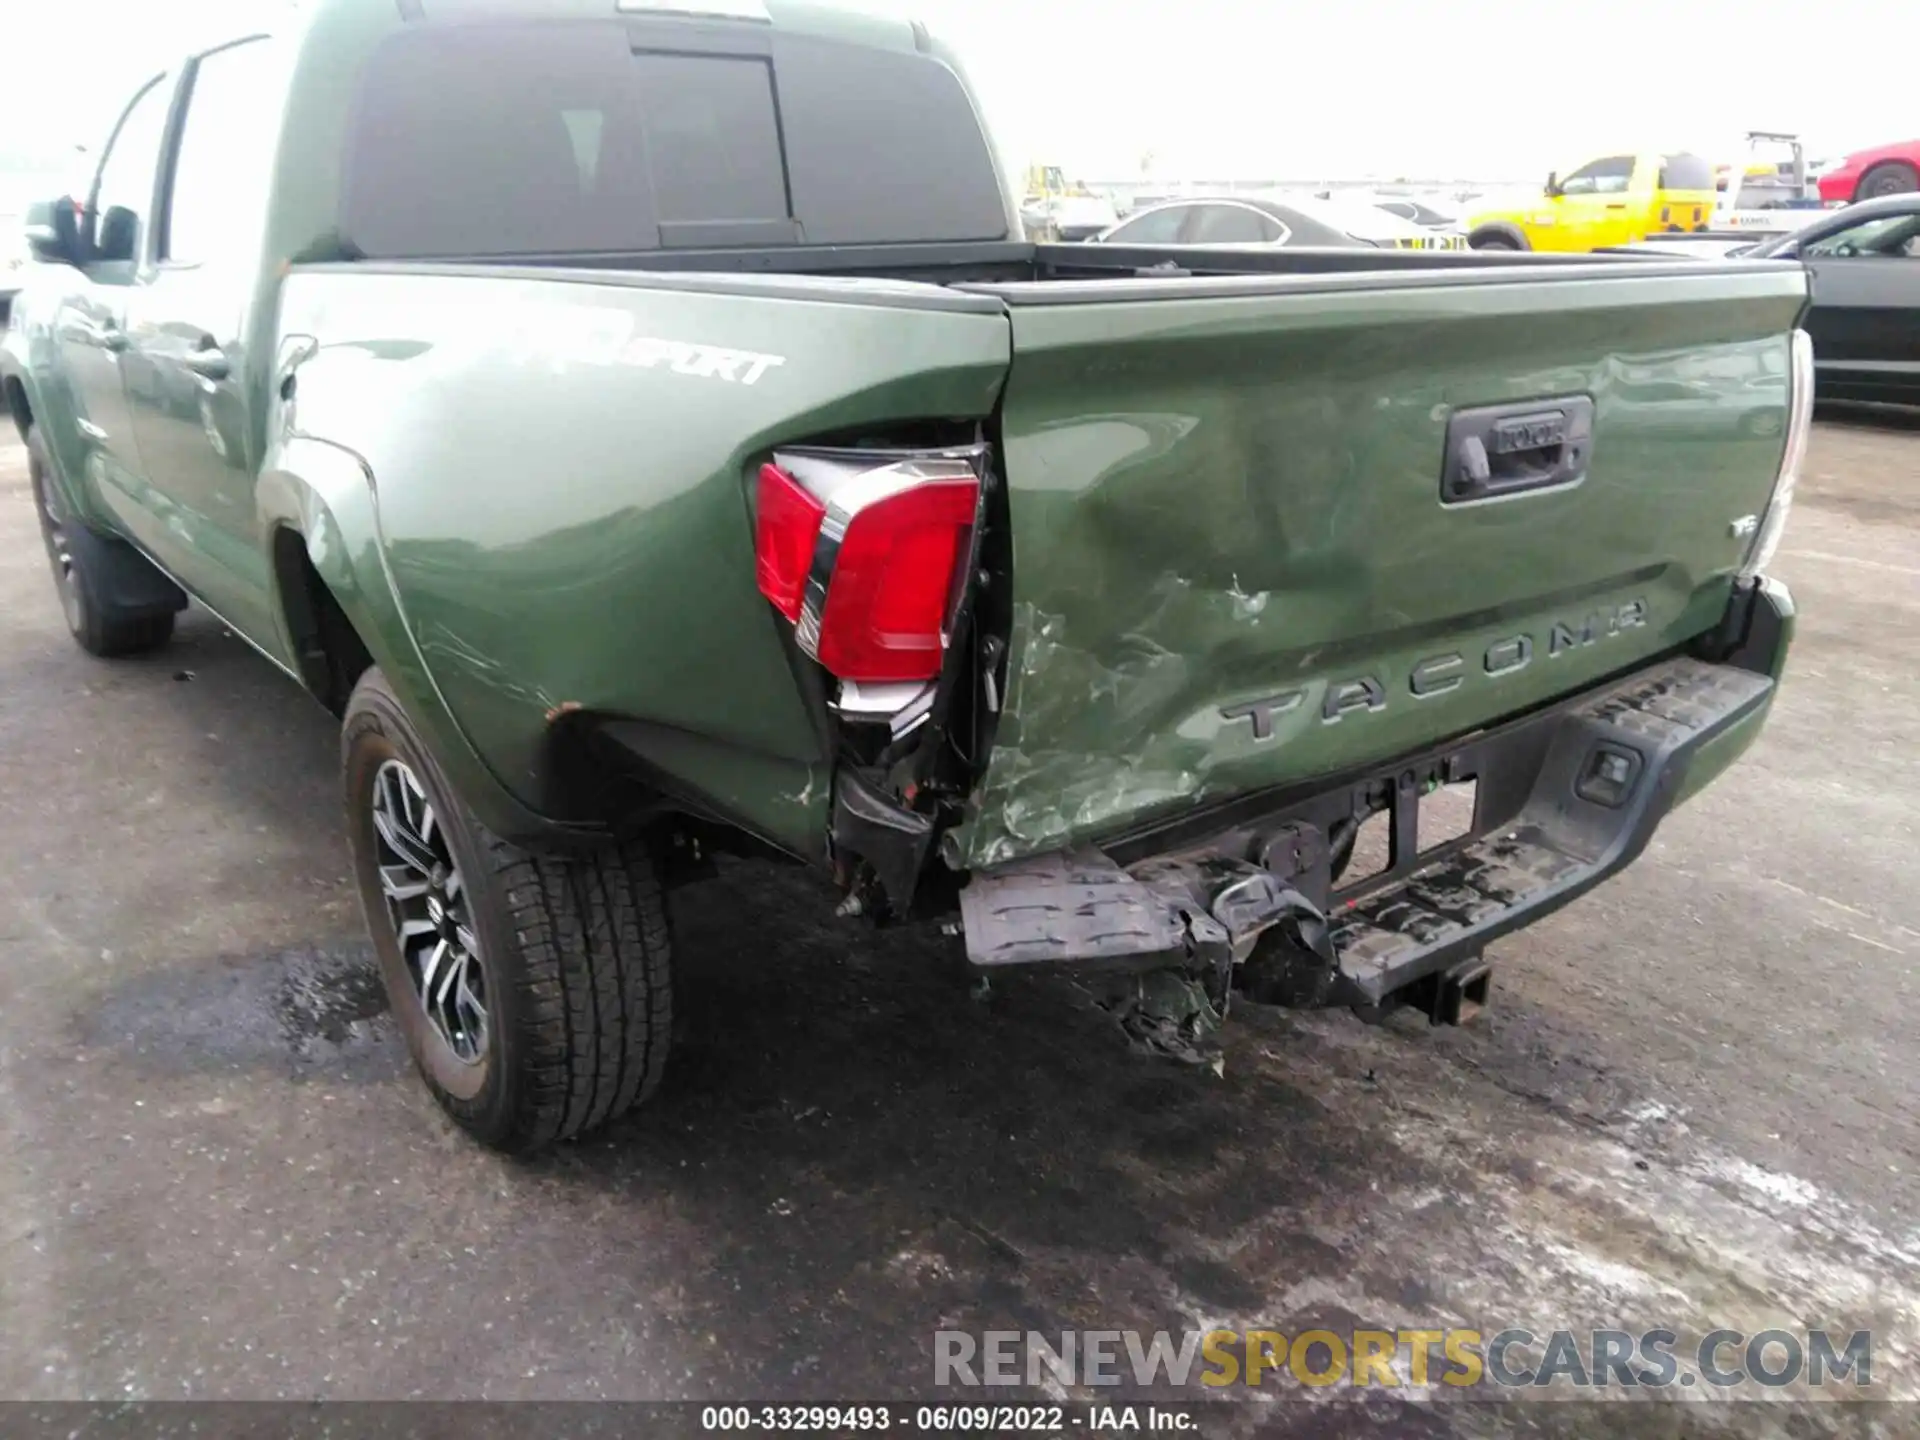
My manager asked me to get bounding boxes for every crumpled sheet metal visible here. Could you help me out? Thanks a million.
[955,582,1349,870]
[960,845,1340,1068]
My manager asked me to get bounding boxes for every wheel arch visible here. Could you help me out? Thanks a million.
[257,439,607,849]
[1468,223,1531,251]
[4,361,107,533]
[3,371,31,442]
[257,439,393,714]
[270,522,373,716]
[1856,159,1919,199]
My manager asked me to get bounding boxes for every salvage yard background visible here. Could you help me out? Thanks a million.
[0,411,1916,1433]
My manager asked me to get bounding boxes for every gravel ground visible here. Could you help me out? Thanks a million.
[0,412,1916,1436]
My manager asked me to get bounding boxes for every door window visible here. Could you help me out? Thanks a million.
[1103,205,1192,244]
[1802,214,1920,259]
[90,75,173,264]
[163,39,280,266]
[1186,204,1283,244]
[1558,156,1635,196]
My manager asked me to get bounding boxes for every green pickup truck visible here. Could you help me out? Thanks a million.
[3,0,1809,1153]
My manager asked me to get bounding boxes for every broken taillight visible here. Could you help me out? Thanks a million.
[753,448,984,683]
[754,463,826,622]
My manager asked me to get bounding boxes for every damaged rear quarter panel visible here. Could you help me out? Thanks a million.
[956,266,1807,867]
[281,268,1009,854]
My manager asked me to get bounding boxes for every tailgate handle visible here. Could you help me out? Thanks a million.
[1442,396,1593,504]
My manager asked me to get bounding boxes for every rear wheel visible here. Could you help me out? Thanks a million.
[27,426,178,657]
[342,668,674,1152]
[1469,230,1521,251]
[1858,162,1918,200]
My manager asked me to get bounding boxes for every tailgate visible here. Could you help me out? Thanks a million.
[955,263,1807,867]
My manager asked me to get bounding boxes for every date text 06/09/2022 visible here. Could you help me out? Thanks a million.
[699,1405,1193,1432]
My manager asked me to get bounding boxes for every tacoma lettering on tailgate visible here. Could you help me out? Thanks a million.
[1223,600,1649,741]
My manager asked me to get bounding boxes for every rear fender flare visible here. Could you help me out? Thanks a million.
[255,436,567,842]
[2,356,101,530]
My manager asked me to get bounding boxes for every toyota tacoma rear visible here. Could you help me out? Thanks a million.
[1,0,1806,1151]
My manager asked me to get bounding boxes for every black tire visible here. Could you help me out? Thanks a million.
[1858,162,1918,200]
[27,425,180,657]
[342,668,673,1152]
[1469,229,1522,252]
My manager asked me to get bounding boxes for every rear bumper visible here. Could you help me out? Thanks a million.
[959,577,1793,1003]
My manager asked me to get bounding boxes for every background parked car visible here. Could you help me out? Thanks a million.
[1465,151,1719,251]
[1370,196,1459,229]
[1743,194,1920,406]
[1606,194,1919,406]
[1091,192,1467,248]
[1816,139,1920,203]
[1321,189,1462,230]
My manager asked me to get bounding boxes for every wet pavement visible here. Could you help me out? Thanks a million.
[1,414,1918,1435]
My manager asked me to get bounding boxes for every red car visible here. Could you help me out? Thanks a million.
[1817,139,1920,203]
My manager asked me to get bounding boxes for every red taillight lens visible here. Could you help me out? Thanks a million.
[754,462,826,622]
[815,477,978,682]
[752,450,984,684]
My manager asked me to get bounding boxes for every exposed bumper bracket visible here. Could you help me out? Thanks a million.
[959,653,1775,1012]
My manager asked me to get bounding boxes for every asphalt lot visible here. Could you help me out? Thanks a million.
[1,412,1917,1434]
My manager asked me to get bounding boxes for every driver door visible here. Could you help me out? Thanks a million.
[53,72,177,547]
[1546,155,1637,252]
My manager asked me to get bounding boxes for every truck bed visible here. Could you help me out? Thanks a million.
[316,238,1740,291]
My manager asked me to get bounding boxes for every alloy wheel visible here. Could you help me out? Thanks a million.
[370,758,488,1063]
[36,480,84,634]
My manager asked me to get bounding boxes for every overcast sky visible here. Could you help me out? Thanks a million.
[2,0,1914,186]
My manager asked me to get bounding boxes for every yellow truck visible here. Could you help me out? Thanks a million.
[1465,152,1718,252]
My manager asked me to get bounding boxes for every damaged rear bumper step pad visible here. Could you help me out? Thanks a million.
[959,656,1773,1009]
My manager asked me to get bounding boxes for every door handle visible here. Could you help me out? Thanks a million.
[1443,396,1595,503]
[181,346,230,382]
[1604,203,1627,210]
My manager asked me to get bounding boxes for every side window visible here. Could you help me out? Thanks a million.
[90,75,173,264]
[164,40,279,266]
[629,53,789,234]
[1802,216,1920,259]
[1379,201,1417,222]
[1106,206,1191,244]
[1187,204,1280,245]
[1559,155,1635,196]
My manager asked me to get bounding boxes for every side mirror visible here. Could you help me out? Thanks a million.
[23,197,81,266]
[1544,172,1563,197]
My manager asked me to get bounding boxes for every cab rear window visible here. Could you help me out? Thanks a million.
[338,19,1009,258]
[1659,154,1716,191]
